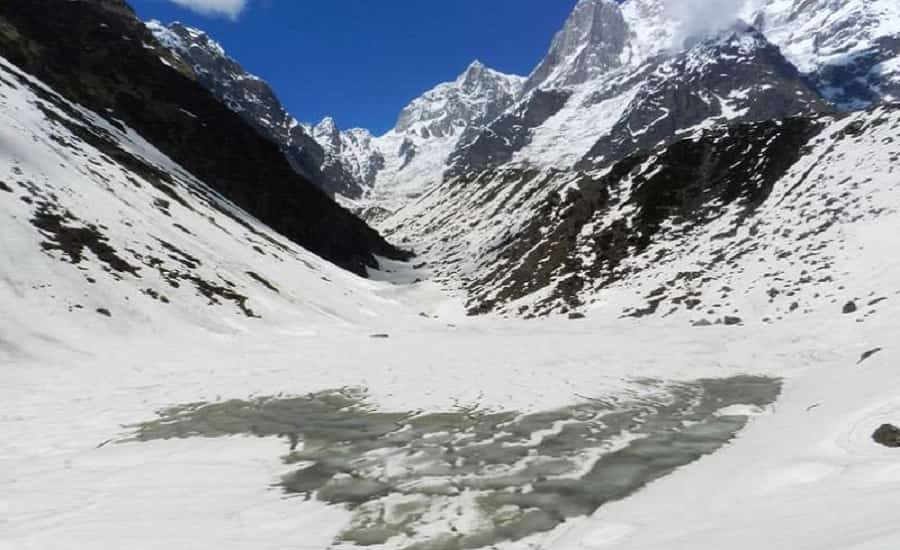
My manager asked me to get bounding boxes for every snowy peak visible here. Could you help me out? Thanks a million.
[620,0,673,62]
[524,0,628,92]
[311,118,385,189]
[148,20,226,60]
[458,59,487,84]
[455,60,513,95]
[577,24,827,168]
[394,61,524,137]
[313,116,341,151]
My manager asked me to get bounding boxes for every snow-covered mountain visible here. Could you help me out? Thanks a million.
[0,55,398,327]
[381,103,900,318]
[310,117,385,190]
[146,22,526,205]
[450,25,827,176]
[7,0,891,320]
[752,0,900,108]
[142,0,900,226]
[359,61,525,212]
[354,0,899,317]
[399,0,900,192]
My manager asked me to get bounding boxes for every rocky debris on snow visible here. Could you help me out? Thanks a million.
[872,424,900,447]
[858,348,884,364]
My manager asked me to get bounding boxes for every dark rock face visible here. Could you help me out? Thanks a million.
[149,22,364,199]
[814,39,895,109]
[843,301,859,314]
[0,0,410,275]
[873,424,900,448]
[466,117,823,315]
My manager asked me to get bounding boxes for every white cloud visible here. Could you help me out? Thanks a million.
[167,0,248,20]
[665,0,748,47]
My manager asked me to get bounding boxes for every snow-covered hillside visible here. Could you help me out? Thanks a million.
[381,105,900,320]
[0,57,406,334]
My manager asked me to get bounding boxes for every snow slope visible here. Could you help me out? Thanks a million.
[554,314,900,550]
[0,55,415,339]
[382,103,900,320]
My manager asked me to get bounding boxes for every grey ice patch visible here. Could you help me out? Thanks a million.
[128,376,780,549]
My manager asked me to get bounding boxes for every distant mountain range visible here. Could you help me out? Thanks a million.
[148,0,899,215]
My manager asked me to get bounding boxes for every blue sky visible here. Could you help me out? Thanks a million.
[129,0,578,135]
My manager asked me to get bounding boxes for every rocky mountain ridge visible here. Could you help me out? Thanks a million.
[0,0,407,276]
[146,21,366,198]
[144,0,900,218]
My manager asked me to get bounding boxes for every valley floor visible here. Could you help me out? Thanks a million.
[2,276,898,550]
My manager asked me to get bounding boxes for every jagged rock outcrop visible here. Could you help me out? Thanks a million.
[523,0,629,93]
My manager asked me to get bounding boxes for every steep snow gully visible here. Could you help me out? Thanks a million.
[3,1,900,550]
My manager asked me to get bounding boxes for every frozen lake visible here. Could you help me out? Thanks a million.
[127,376,781,549]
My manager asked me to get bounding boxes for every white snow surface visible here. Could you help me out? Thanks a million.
[752,0,900,74]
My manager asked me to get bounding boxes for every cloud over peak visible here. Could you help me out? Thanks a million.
[167,0,247,20]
